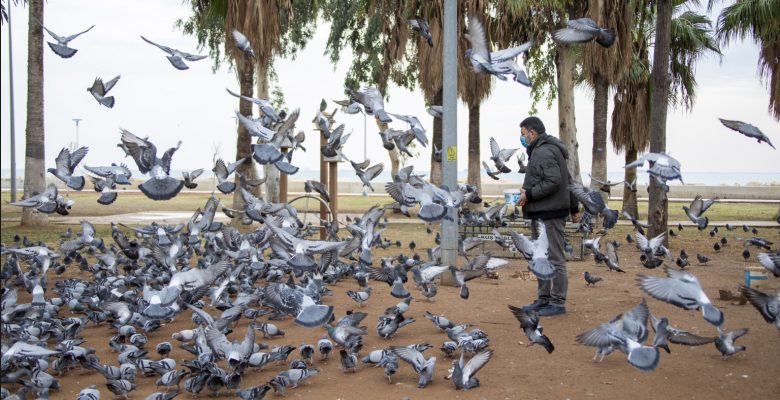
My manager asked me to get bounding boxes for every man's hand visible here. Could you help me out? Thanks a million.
[518,191,528,206]
[571,212,581,223]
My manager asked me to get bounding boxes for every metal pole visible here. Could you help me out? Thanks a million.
[72,118,82,148]
[319,132,328,240]
[8,3,17,202]
[362,112,367,197]
[440,0,458,283]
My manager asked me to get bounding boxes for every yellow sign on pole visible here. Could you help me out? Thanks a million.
[446,146,457,161]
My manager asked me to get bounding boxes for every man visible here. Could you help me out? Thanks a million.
[517,116,580,317]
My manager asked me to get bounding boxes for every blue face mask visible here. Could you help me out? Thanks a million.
[520,136,529,148]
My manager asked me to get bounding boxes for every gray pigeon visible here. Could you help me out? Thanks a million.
[464,13,533,81]
[349,87,392,123]
[89,175,118,205]
[87,75,120,108]
[584,271,602,286]
[232,30,255,59]
[568,182,618,229]
[388,112,428,147]
[682,195,717,230]
[740,285,779,334]
[10,183,73,214]
[84,163,132,185]
[304,180,330,203]
[119,129,184,201]
[637,267,724,327]
[451,349,493,390]
[482,161,500,180]
[39,21,94,58]
[48,146,88,190]
[426,105,443,118]
[182,168,204,189]
[228,88,280,123]
[624,152,683,190]
[714,327,749,357]
[719,118,775,149]
[391,346,437,388]
[508,305,554,353]
[509,221,555,279]
[212,158,246,194]
[757,252,780,277]
[140,35,207,70]
[489,137,519,173]
[409,18,433,46]
[552,17,615,48]
[355,162,384,192]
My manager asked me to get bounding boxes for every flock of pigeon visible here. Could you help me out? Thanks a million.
[2,11,778,400]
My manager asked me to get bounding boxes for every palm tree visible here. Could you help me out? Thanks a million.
[715,0,780,120]
[21,0,46,226]
[582,0,635,200]
[180,0,316,207]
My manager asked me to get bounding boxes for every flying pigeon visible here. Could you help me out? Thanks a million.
[409,18,433,47]
[39,21,95,58]
[349,87,392,123]
[119,128,184,201]
[552,17,616,48]
[508,305,554,353]
[719,118,775,149]
[232,30,256,59]
[48,146,88,190]
[682,195,717,230]
[568,182,618,229]
[87,75,120,108]
[489,137,519,173]
[140,35,207,70]
[637,267,724,327]
[212,158,246,194]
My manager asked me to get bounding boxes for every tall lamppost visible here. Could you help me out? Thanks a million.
[8,2,17,201]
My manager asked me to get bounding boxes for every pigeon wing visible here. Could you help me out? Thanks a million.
[466,13,490,62]
[141,35,174,54]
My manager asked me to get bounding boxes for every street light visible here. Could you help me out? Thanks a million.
[72,118,82,148]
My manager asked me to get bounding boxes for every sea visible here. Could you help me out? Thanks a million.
[4,169,778,186]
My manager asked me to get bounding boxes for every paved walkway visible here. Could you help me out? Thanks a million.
[37,211,780,227]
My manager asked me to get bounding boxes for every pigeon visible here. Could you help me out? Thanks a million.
[552,17,616,48]
[409,18,433,47]
[106,379,137,399]
[568,182,618,229]
[589,174,624,195]
[604,241,625,273]
[212,158,246,194]
[576,300,659,371]
[354,162,384,192]
[584,271,602,286]
[48,146,88,190]
[376,313,415,339]
[426,105,443,118]
[696,253,710,265]
[182,168,204,189]
[509,221,557,279]
[635,231,670,260]
[227,88,281,124]
[464,13,533,81]
[349,87,392,123]
[624,152,683,189]
[714,327,749,357]
[391,346,437,388]
[508,305,554,353]
[119,129,184,201]
[451,349,493,390]
[232,30,255,59]
[719,118,775,149]
[84,163,132,185]
[388,113,428,147]
[482,161,501,180]
[682,195,717,230]
[10,183,73,214]
[304,180,330,203]
[76,385,100,400]
[489,137,519,173]
[740,285,779,334]
[39,22,95,58]
[346,287,372,307]
[757,252,780,277]
[87,75,120,108]
[140,36,207,70]
[637,267,724,327]
[317,338,333,360]
[236,385,270,400]
[649,313,716,349]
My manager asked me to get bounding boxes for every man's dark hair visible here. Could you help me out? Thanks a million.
[520,116,546,135]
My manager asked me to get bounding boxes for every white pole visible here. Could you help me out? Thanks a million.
[8,3,17,201]
[441,0,459,276]
[72,118,82,148]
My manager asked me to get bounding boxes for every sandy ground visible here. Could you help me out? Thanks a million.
[3,229,780,400]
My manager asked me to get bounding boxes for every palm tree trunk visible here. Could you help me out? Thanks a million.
[231,59,256,211]
[591,72,609,202]
[467,102,481,200]
[21,0,46,227]
[622,147,638,218]
[648,0,673,240]
[256,60,279,203]
[430,88,443,185]
[555,44,582,184]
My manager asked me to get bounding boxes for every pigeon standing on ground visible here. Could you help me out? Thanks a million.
[719,118,775,149]
[552,18,616,47]
[140,36,207,70]
[584,271,602,286]
[48,146,88,190]
[87,75,121,108]
[409,18,433,47]
[391,346,437,388]
[39,22,95,58]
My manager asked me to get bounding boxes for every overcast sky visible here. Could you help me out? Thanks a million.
[1,0,778,184]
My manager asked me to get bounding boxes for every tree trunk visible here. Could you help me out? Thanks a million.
[648,0,672,239]
[591,72,609,202]
[255,61,280,203]
[21,0,46,227]
[231,59,256,211]
[555,44,582,184]
[430,88,443,186]
[467,102,482,206]
[622,147,638,218]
